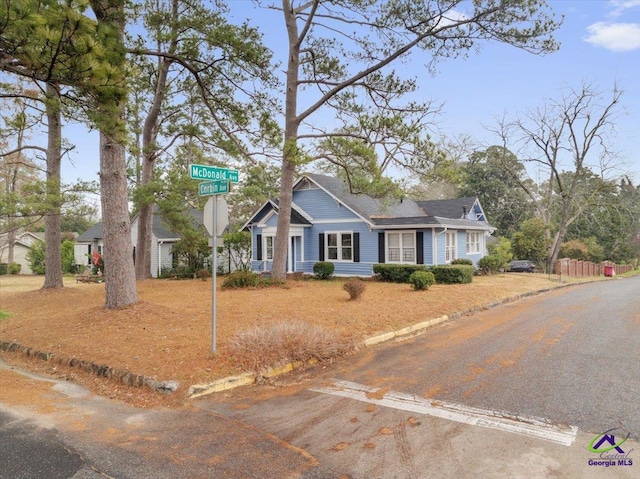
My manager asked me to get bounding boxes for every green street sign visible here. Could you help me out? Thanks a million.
[198,180,229,196]
[189,164,239,183]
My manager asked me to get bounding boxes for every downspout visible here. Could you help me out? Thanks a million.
[158,240,163,278]
[434,227,448,266]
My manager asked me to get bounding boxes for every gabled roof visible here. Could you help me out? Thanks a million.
[76,207,204,242]
[302,173,425,225]
[242,199,313,230]
[76,223,104,242]
[301,174,493,230]
[244,174,495,231]
[0,231,44,248]
[150,208,204,240]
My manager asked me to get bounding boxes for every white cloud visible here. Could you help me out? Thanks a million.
[610,0,640,18]
[584,22,640,51]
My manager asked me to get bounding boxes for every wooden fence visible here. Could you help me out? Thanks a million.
[554,258,634,278]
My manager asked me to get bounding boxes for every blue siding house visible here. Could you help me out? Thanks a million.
[243,174,495,276]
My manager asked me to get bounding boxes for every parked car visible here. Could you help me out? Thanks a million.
[509,260,537,273]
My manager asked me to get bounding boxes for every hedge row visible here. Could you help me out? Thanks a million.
[372,264,429,283]
[373,263,474,284]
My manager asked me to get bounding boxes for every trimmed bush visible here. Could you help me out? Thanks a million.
[313,261,335,280]
[343,278,366,300]
[431,265,474,284]
[8,262,21,275]
[451,258,473,266]
[222,270,262,289]
[373,264,428,283]
[409,271,435,291]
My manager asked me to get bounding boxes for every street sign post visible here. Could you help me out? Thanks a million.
[198,179,229,196]
[189,164,239,183]
[190,165,237,355]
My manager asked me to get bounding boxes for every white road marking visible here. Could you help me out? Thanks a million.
[311,380,578,446]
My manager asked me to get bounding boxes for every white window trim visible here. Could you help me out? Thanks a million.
[445,231,457,263]
[466,231,481,255]
[264,235,274,260]
[325,231,354,262]
[385,230,417,264]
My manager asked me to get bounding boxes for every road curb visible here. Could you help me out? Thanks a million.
[0,341,179,394]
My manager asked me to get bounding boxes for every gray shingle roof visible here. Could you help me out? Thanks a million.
[76,207,204,242]
[76,223,104,242]
[415,197,479,218]
[305,173,425,221]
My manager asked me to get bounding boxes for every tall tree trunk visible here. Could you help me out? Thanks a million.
[135,0,178,281]
[43,82,63,288]
[100,132,138,307]
[135,54,172,280]
[272,0,300,282]
[92,0,138,308]
[6,227,15,264]
[135,160,154,280]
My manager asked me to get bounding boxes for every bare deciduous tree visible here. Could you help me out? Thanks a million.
[268,0,561,281]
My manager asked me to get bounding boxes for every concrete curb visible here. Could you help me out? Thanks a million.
[363,315,449,347]
[0,341,179,394]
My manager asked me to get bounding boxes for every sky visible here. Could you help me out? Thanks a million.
[59,0,640,187]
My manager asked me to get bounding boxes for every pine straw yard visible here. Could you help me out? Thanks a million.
[0,273,591,407]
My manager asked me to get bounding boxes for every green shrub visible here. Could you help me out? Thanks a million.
[373,264,428,283]
[222,270,262,289]
[431,265,474,284]
[313,261,335,280]
[451,258,473,266]
[26,239,46,274]
[343,278,366,300]
[61,240,76,274]
[8,262,21,275]
[409,271,435,291]
[0,263,6,275]
[478,255,503,275]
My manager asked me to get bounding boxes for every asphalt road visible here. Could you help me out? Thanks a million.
[198,276,640,478]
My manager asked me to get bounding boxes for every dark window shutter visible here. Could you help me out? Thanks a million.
[378,232,385,263]
[319,233,325,261]
[353,233,360,263]
[416,231,424,264]
[256,234,262,261]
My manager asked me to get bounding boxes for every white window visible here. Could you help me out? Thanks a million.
[265,236,274,260]
[466,232,481,254]
[326,232,353,261]
[387,231,416,263]
[445,231,457,262]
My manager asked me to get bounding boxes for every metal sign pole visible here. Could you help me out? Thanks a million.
[211,198,217,353]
